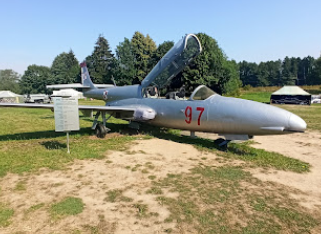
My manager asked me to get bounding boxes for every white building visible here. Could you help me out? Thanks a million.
[52,89,84,99]
[0,90,23,103]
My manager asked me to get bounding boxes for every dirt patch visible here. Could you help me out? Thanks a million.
[0,132,320,233]
[183,130,321,210]
[250,131,321,210]
[0,139,222,234]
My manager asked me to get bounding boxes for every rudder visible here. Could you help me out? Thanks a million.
[80,62,96,89]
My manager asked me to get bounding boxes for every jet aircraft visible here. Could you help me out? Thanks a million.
[0,34,307,146]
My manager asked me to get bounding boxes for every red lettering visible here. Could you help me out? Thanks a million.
[185,106,205,125]
[185,106,192,124]
[196,107,205,125]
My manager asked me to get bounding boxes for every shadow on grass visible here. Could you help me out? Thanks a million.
[0,127,93,141]
[41,140,67,149]
[135,124,224,151]
[135,125,310,172]
[40,116,54,119]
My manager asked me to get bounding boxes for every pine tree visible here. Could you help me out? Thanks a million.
[113,38,135,85]
[86,35,114,84]
[51,50,80,84]
[131,32,156,83]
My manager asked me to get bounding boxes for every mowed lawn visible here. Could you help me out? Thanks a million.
[0,98,320,233]
[0,101,140,177]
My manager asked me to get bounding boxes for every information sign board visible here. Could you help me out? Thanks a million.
[53,97,80,132]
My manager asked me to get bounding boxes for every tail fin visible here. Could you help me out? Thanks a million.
[80,62,96,89]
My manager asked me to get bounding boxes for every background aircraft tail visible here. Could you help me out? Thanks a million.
[80,62,96,89]
[47,62,114,90]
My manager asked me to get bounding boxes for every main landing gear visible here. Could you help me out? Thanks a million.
[218,139,231,151]
[92,111,111,138]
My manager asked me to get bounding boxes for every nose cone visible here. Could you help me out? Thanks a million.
[288,114,307,132]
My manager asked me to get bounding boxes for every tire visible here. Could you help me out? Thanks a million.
[95,124,107,138]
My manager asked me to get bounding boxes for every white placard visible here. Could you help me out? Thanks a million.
[53,97,80,132]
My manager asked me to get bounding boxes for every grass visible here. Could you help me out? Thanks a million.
[146,186,163,195]
[0,93,317,177]
[50,197,84,219]
[280,104,321,132]
[26,203,45,214]
[14,180,27,191]
[227,141,310,172]
[133,203,149,218]
[105,189,133,203]
[239,92,272,103]
[0,203,14,227]
[145,128,311,173]
[239,85,321,95]
[0,107,147,177]
[153,166,318,233]
[0,100,319,232]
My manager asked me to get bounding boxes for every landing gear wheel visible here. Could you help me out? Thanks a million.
[95,124,108,138]
[214,138,230,151]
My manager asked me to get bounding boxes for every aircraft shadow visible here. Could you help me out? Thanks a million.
[0,128,92,141]
[117,123,226,151]
[0,122,244,154]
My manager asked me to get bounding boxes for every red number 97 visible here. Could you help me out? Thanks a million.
[185,106,192,124]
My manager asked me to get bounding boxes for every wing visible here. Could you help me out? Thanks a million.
[0,103,54,109]
[0,103,156,121]
[46,84,114,89]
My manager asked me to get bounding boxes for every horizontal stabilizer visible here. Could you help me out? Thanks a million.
[46,84,90,89]
[46,83,114,90]
[95,84,115,89]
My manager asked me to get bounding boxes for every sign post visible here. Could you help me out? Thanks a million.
[53,97,80,153]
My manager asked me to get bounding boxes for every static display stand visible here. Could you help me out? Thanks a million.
[53,97,80,153]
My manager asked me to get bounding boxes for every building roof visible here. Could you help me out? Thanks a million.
[272,86,311,96]
[0,90,22,98]
[52,89,84,98]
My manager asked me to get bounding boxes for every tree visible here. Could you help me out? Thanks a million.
[0,69,21,93]
[131,31,156,83]
[51,50,80,84]
[281,56,297,85]
[257,62,270,86]
[300,56,316,85]
[149,41,174,69]
[220,60,242,95]
[181,33,241,94]
[20,65,51,94]
[264,60,282,86]
[182,33,224,93]
[309,56,321,85]
[86,35,114,84]
[113,37,136,85]
[239,61,259,87]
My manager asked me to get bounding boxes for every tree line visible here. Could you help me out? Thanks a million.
[239,56,321,87]
[1,32,320,96]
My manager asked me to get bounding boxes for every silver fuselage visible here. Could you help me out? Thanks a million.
[83,85,306,136]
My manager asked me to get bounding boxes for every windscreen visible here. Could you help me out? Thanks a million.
[190,85,217,100]
[141,34,202,89]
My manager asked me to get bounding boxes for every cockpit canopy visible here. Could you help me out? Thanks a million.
[190,85,217,100]
[141,34,202,89]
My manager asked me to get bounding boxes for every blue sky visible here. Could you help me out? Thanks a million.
[1,0,320,74]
